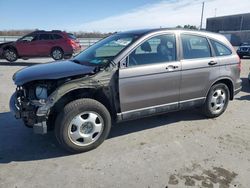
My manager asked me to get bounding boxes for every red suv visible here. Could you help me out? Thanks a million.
[0,30,81,62]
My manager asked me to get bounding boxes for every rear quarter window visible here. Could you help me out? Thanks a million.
[210,40,232,56]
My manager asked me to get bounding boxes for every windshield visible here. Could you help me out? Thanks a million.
[73,33,139,66]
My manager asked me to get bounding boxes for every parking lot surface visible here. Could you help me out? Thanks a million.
[0,58,250,188]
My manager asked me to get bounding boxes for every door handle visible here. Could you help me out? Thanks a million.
[208,61,218,66]
[166,65,178,70]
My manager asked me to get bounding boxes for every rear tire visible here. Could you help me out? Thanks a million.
[202,83,230,118]
[3,48,18,62]
[51,48,64,60]
[55,99,111,153]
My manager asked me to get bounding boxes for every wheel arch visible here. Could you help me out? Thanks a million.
[207,77,234,100]
[51,46,64,54]
[3,45,18,55]
[48,87,115,128]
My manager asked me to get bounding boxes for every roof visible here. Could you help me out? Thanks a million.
[31,30,64,34]
[118,28,219,37]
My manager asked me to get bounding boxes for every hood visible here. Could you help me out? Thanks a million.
[13,60,96,85]
[0,41,15,47]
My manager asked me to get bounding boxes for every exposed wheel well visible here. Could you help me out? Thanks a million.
[47,88,114,129]
[3,45,18,54]
[212,79,234,100]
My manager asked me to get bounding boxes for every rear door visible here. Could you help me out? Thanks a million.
[179,33,220,108]
[37,33,54,56]
[119,33,181,116]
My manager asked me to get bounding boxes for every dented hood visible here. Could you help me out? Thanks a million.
[13,60,96,85]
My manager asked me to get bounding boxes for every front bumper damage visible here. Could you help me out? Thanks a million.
[9,92,21,119]
[9,89,54,134]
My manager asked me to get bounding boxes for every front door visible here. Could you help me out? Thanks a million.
[16,34,39,56]
[118,34,181,119]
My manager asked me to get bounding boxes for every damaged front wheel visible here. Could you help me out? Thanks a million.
[55,98,111,153]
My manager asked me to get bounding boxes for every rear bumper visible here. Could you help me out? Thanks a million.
[234,79,242,96]
[73,46,81,54]
[64,46,81,57]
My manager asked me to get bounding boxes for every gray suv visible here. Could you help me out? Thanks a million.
[10,29,242,153]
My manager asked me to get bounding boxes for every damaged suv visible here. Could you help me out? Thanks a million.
[10,29,242,153]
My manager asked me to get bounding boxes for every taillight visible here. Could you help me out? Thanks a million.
[67,39,76,46]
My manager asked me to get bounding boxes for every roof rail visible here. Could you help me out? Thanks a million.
[51,30,62,33]
[33,30,46,33]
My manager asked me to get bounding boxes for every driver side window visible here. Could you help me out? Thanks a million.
[128,34,176,67]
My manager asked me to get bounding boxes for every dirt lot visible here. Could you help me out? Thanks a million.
[0,58,250,188]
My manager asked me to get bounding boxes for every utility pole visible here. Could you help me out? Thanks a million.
[200,2,205,30]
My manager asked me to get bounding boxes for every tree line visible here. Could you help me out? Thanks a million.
[0,29,113,38]
[0,25,198,37]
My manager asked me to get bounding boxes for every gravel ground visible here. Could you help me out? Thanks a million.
[0,58,250,188]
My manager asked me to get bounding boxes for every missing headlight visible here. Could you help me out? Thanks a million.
[35,86,48,100]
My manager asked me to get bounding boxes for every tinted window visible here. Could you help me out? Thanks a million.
[52,34,63,40]
[39,34,52,40]
[181,34,211,59]
[68,33,77,40]
[32,34,39,41]
[128,34,176,66]
[211,40,232,56]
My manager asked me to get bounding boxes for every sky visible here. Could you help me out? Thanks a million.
[0,0,249,32]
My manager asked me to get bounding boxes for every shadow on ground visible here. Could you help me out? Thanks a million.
[0,109,204,163]
[236,77,250,101]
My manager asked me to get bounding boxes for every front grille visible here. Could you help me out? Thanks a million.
[240,47,249,52]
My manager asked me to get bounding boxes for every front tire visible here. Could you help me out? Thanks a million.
[202,83,230,118]
[55,99,111,153]
[3,48,18,62]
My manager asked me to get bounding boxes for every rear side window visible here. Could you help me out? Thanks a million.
[210,40,232,56]
[52,34,63,40]
[181,34,211,59]
[39,34,52,40]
